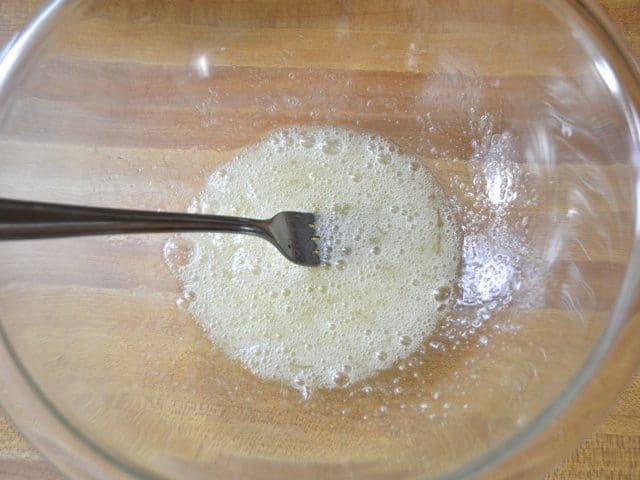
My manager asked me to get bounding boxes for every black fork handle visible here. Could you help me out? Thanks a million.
[0,198,268,240]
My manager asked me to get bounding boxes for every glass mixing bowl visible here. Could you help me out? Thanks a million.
[1,1,640,479]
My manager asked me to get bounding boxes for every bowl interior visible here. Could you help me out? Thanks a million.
[0,1,637,479]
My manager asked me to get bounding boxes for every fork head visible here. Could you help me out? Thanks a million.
[267,212,321,266]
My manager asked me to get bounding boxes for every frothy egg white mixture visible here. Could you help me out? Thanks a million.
[164,126,461,397]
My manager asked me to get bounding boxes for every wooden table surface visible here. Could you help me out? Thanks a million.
[1,1,640,479]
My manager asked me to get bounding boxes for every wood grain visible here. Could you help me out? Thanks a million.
[0,1,639,479]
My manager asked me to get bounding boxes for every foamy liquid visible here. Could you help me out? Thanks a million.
[165,126,461,397]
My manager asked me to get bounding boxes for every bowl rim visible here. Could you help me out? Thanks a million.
[1,0,640,479]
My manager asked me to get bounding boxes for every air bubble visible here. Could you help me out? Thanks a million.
[164,237,194,268]
[184,290,196,301]
[322,138,342,155]
[375,351,388,361]
[176,296,190,310]
[433,286,451,302]
[332,372,350,387]
[377,153,392,165]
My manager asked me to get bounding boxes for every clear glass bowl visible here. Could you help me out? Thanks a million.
[1,1,639,479]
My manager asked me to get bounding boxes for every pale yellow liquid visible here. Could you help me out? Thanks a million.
[164,126,461,397]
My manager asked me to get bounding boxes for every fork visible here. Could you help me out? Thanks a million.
[0,198,321,266]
